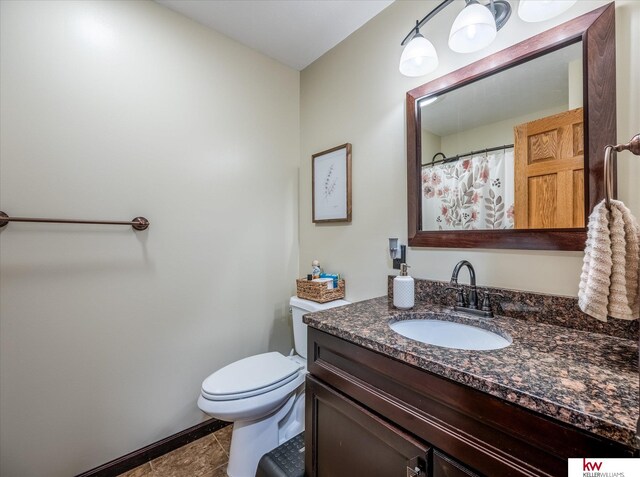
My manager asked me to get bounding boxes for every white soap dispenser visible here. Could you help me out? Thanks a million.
[393,263,414,310]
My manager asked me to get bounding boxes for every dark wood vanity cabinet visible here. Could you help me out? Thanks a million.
[305,328,637,477]
[307,375,476,477]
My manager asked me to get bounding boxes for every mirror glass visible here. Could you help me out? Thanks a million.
[419,41,583,231]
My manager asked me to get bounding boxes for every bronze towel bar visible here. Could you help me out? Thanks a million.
[0,212,149,231]
[604,134,640,208]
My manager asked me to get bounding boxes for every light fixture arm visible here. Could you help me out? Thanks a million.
[400,0,454,46]
[470,0,512,31]
[401,0,511,47]
[489,0,511,31]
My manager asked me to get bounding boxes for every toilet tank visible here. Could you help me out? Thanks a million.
[290,296,350,359]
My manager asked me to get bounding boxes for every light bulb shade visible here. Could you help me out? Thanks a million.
[448,3,497,53]
[518,0,577,23]
[399,34,439,77]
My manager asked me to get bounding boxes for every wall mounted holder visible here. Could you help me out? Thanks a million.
[0,211,149,231]
[604,134,640,208]
[389,238,407,270]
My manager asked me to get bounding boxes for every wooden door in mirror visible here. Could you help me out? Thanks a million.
[407,4,615,250]
[514,108,585,229]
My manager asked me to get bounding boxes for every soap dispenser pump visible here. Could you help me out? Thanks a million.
[393,263,415,310]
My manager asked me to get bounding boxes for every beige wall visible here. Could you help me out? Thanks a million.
[439,105,566,157]
[0,1,299,476]
[569,58,585,110]
[2,1,638,475]
[421,127,442,166]
[300,0,640,302]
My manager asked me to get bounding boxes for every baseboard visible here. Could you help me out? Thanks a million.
[75,418,230,477]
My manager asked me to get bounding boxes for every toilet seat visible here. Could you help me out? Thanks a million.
[198,367,305,422]
[201,352,302,401]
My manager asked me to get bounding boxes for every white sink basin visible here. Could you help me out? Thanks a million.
[390,319,511,351]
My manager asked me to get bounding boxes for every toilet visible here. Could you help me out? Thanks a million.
[198,296,349,477]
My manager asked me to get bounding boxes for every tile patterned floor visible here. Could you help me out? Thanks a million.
[118,425,232,477]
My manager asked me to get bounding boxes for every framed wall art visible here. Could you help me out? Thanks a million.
[312,143,352,223]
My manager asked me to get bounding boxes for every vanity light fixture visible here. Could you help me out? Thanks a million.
[517,0,578,23]
[399,21,439,77]
[400,0,576,77]
[449,0,511,53]
[399,0,452,78]
[399,0,511,76]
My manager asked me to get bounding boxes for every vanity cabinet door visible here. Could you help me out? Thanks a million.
[306,375,429,477]
[433,450,480,477]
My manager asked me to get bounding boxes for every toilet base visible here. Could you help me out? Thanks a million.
[226,386,305,477]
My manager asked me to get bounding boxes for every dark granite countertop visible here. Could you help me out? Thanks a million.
[303,296,640,449]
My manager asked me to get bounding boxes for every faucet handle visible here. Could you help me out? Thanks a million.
[445,285,467,307]
[480,291,504,312]
[483,291,505,299]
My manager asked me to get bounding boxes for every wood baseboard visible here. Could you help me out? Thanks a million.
[75,418,230,477]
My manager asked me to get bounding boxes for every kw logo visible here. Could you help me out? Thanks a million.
[583,458,603,471]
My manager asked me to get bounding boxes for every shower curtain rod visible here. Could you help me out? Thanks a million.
[423,143,514,167]
[0,211,149,231]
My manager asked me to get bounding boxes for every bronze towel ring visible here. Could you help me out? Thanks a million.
[604,134,640,208]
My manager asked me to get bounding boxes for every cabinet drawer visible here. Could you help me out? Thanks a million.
[306,375,429,477]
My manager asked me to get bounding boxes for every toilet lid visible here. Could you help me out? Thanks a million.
[201,352,302,401]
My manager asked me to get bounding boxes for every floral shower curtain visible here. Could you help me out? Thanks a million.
[421,148,515,230]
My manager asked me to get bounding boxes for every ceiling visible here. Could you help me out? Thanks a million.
[155,0,395,70]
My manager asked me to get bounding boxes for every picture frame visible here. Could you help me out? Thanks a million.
[312,143,352,223]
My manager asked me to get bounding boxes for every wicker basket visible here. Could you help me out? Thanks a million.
[296,279,345,303]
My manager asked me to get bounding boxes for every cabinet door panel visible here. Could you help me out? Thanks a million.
[306,376,429,477]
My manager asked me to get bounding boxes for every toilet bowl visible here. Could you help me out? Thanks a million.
[198,296,349,477]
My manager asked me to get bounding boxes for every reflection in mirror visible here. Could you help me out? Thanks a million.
[419,41,583,231]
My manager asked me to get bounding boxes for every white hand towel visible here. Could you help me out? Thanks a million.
[608,202,640,319]
[578,199,640,321]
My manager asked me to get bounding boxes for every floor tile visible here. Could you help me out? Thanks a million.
[149,433,228,477]
[211,463,228,477]
[213,425,232,456]
[117,462,154,477]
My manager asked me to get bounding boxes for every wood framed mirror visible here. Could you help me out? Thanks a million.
[407,4,615,250]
